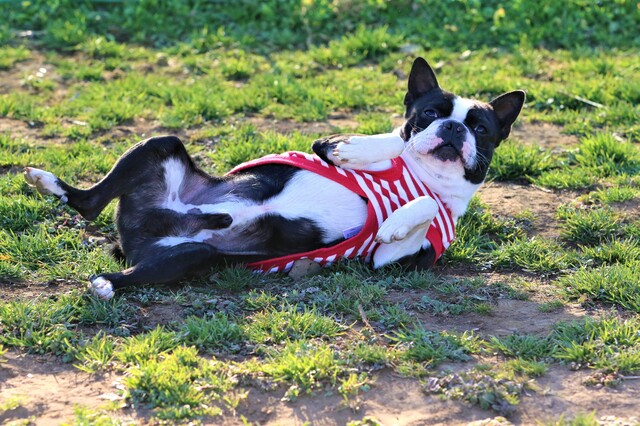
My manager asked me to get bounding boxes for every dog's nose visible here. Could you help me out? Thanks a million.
[442,120,465,134]
[438,120,467,150]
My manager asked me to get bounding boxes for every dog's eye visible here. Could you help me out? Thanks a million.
[423,109,439,118]
[475,125,487,134]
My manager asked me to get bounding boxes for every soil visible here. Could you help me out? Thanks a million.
[477,181,579,239]
[3,120,639,425]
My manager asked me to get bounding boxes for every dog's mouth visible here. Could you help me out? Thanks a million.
[430,141,463,162]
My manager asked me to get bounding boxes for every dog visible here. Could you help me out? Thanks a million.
[24,57,525,300]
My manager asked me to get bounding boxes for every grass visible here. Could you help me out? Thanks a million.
[558,262,640,312]
[1,1,639,423]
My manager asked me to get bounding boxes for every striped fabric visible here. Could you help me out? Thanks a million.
[226,151,455,273]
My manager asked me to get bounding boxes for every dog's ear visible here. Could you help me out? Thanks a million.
[404,57,439,107]
[490,90,526,142]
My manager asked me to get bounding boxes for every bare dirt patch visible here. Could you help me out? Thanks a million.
[0,352,143,425]
[477,181,579,239]
[413,298,585,337]
[517,365,640,425]
[512,121,579,153]
[244,113,360,136]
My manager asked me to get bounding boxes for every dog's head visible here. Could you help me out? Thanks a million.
[400,57,525,185]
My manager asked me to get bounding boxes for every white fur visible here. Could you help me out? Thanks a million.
[375,196,438,243]
[372,196,438,267]
[156,229,215,247]
[24,167,68,202]
[401,150,479,220]
[333,133,405,171]
[373,221,431,268]
[90,276,114,300]
[162,159,189,212]
[451,97,477,122]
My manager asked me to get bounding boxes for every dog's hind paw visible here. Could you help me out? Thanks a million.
[89,276,114,300]
[24,167,68,203]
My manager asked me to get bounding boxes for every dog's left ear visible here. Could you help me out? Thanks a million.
[490,90,526,142]
[404,57,440,108]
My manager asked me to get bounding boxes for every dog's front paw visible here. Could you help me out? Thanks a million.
[24,167,68,202]
[333,134,405,168]
[333,136,374,167]
[89,276,114,300]
[376,218,413,244]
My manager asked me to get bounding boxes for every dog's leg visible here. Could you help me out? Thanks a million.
[25,136,191,221]
[89,243,219,300]
[372,196,438,268]
[137,208,232,237]
[313,133,405,172]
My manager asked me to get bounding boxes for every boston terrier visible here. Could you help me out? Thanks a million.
[24,57,525,300]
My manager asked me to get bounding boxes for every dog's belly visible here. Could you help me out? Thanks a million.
[155,163,367,253]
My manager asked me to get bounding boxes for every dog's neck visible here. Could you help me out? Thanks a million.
[401,150,481,222]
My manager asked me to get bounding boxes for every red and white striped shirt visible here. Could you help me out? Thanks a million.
[227,151,455,273]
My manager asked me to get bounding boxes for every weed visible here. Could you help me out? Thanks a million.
[338,372,370,411]
[74,332,116,373]
[582,186,639,205]
[446,197,530,264]
[488,143,555,181]
[533,168,598,190]
[558,262,640,312]
[70,405,124,426]
[0,396,23,416]
[178,314,244,352]
[504,358,548,377]
[553,317,640,373]
[493,237,577,273]
[579,238,640,266]
[487,334,554,361]
[538,300,565,313]
[260,341,341,392]
[346,342,394,368]
[125,346,234,420]
[572,133,639,177]
[557,206,620,245]
[547,412,599,426]
[116,326,180,366]
[242,289,279,311]
[245,305,344,344]
[0,46,30,70]
[392,327,479,366]
[210,266,260,292]
[424,366,526,416]
[0,295,78,356]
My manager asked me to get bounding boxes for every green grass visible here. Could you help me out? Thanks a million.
[1,1,639,423]
[558,262,640,312]
[557,206,621,245]
[487,334,554,361]
[124,345,235,420]
[392,328,479,366]
[553,317,640,374]
[488,142,556,182]
[245,304,345,344]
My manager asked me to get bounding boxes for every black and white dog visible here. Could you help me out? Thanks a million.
[24,58,525,300]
